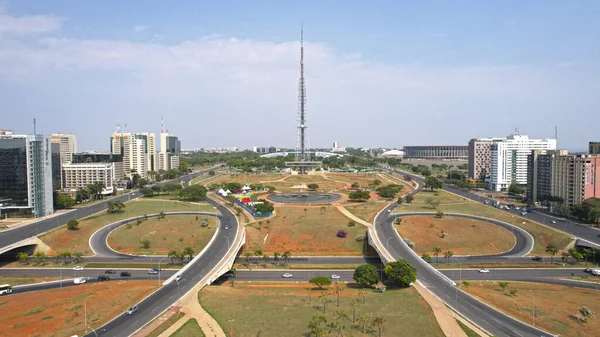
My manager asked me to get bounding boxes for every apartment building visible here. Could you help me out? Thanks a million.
[50,133,77,190]
[62,162,116,195]
[131,138,148,178]
[72,152,125,182]
[468,138,506,180]
[0,133,53,218]
[488,134,556,192]
[111,132,155,178]
[528,151,600,206]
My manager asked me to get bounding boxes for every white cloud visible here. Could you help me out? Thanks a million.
[133,25,147,32]
[0,12,62,35]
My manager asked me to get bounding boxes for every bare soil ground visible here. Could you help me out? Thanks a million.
[243,205,371,256]
[463,281,600,337]
[40,200,214,255]
[200,282,445,337]
[0,280,156,337]
[396,190,572,255]
[396,215,515,256]
[108,215,218,255]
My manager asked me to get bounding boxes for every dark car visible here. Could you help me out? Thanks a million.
[532,256,543,261]
[98,275,110,281]
[120,272,131,277]
[105,270,116,274]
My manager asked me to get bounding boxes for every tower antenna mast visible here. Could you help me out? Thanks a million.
[296,23,308,167]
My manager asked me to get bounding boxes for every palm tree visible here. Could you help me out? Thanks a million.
[183,246,195,262]
[254,248,263,266]
[273,252,280,265]
[282,250,292,267]
[16,252,29,265]
[444,250,454,262]
[168,250,179,264]
[35,251,47,265]
[330,310,349,337]
[433,246,442,264]
[334,282,342,307]
[372,315,386,337]
[546,244,558,263]
[262,254,269,267]
[73,251,83,263]
[309,315,328,337]
[62,251,72,263]
[561,252,570,264]
[55,252,63,263]
[319,292,329,313]
[349,299,360,323]
[244,251,252,267]
[358,314,369,334]
[583,248,593,266]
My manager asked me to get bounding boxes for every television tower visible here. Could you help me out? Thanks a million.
[296,25,308,165]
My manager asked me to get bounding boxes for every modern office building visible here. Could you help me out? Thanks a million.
[253,146,277,154]
[111,131,155,178]
[402,145,468,159]
[0,133,53,218]
[72,152,125,182]
[590,142,600,155]
[468,138,507,180]
[488,134,557,191]
[527,151,600,206]
[158,131,181,171]
[62,162,116,195]
[51,142,61,190]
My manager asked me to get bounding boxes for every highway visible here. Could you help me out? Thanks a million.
[0,166,222,251]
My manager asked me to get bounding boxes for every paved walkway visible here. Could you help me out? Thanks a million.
[336,206,372,228]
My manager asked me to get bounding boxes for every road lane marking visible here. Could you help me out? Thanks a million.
[490,317,501,324]
[129,320,139,327]
[152,306,158,312]
[480,319,489,325]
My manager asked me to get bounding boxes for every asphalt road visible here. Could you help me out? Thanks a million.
[376,198,555,337]
[388,167,600,246]
[390,212,534,257]
[0,166,222,251]
[89,211,223,257]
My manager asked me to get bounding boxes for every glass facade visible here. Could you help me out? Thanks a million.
[0,137,28,207]
[72,153,123,163]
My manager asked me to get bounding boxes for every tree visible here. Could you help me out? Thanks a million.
[498,282,509,292]
[372,315,386,337]
[307,183,319,191]
[508,183,525,196]
[333,282,343,307]
[75,188,91,203]
[66,219,79,230]
[244,251,252,267]
[397,197,403,206]
[88,182,106,200]
[424,176,443,190]
[421,253,432,263]
[425,197,440,209]
[140,187,154,197]
[405,195,414,204]
[55,193,75,209]
[34,251,47,264]
[319,292,331,313]
[140,239,150,249]
[262,254,269,267]
[433,246,442,264]
[462,281,470,288]
[349,190,370,202]
[561,251,570,263]
[169,250,179,264]
[330,309,348,336]
[310,276,332,289]
[394,217,402,225]
[577,306,595,322]
[349,299,360,323]
[358,314,369,334]
[16,252,29,265]
[358,288,367,305]
[254,248,263,265]
[351,182,360,189]
[308,314,328,337]
[353,264,379,287]
[273,252,280,265]
[435,211,444,218]
[159,211,166,220]
[208,170,215,176]
[570,198,600,223]
[254,201,274,214]
[545,244,558,263]
[384,260,417,287]
[179,184,207,201]
[73,251,83,262]
[183,246,195,262]
[282,250,292,266]
[444,250,454,262]
[107,201,125,213]
[373,179,382,186]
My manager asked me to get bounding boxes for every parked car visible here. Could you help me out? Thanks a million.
[98,275,110,281]
[120,272,131,277]
[331,274,341,280]
[175,274,183,282]
[282,273,293,278]
[148,269,158,275]
[532,256,543,261]
[478,269,490,273]
[105,270,116,274]
[126,305,139,315]
[73,266,84,271]
[73,277,86,284]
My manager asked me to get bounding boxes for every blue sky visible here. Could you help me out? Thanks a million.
[1,1,598,151]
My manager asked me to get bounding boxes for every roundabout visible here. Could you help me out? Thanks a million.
[266,191,342,204]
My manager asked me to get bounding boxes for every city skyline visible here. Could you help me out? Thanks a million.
[1,2,599,150]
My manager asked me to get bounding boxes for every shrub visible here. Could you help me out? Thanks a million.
[404,238,415,249]
[435,211,444,218]
[66,220,79,230]
[421,253,432,263]
[394,217,402,225]
[347,220,356,227]
[336,230,348,238]
[141,240,151,249]
[509,289,518,296]
[355,234,366,242]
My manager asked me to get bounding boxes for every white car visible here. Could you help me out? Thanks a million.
[175,274,183,282]
[73,277,86,284]
[148,269,158,275]
[478,269,490,273]
[331,274,341,280]
[551,220,556,224]
[73,266,84,271]
[126,305,139,315]
[282,273,293,278]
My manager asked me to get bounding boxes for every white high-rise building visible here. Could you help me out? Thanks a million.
[62,162,116,195]
[488,134,557,191]
[111,131,155,178]
[131,138,148,178]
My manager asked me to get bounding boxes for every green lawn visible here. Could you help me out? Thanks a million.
[170,318,205,337]
[40,200,217,255]
[108,215,218,255]
[345,201,386,222]
[396,190,572,255]
[200,284,445,337]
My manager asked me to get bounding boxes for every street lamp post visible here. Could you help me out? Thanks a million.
[88,326,98,337]
[158,257,167,286]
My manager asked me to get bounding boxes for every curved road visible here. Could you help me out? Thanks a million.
[391,212,534,257]
[89,211,223,258]
[0,167,222,250]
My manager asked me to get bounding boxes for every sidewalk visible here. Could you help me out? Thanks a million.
[133,306,180,337]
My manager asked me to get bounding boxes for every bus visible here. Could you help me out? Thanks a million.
[0,284,12,295]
